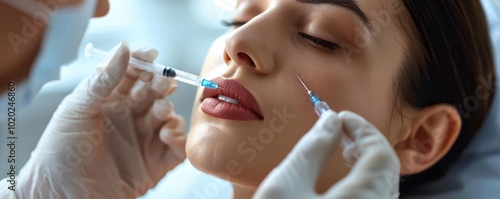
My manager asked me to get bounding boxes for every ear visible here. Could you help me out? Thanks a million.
[394,104,462,175]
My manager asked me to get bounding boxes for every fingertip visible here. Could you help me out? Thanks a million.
[302,109,342,149]
[102,41,130,60]
[313,109,340,133]
[151,99,174,121]
[132,47,159,63]
[159,126,187,146]
[108,42,131,74]
[320,109,337,120]
[121,40,130,52]
[147,48,159,61]
[104,41,130,72]
[166,79,178,96]
[338,111,366,124]
[139,71,154,83]
[90,42,131,99]
[338,111,368,133]
[111,41,131,60]
[159,128,172,145]
[151,76,178,97]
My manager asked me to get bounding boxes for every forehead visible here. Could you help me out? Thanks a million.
[232,0,409,34]
[232,0,410,43]
[234,0,405,13]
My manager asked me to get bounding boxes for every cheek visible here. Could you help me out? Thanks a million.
[297,59,396,137]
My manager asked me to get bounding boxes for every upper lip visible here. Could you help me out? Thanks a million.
[202,77,264,119]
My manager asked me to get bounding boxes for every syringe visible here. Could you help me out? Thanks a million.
[297,75,331,116]
[297,75,355,155]
[84,43,219,89]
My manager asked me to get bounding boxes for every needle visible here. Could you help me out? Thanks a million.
[297,74,312,93]
[296,73,331,116]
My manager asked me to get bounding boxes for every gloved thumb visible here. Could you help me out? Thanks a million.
[60,42,131,119]
[255,110,343,198]
[132,47,159,63]
[326,111,400,199]
[286,110,343,187]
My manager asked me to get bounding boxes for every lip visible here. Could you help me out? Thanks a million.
[201,77,264,121]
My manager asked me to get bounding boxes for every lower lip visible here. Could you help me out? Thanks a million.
[201,98,261,121]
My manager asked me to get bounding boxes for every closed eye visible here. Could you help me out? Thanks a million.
[298,32,339,51]
[222,20,248,28]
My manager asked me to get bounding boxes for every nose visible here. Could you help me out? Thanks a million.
[223,22,275,76]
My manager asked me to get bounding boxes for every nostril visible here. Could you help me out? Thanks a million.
[237,52,256,66]
[223,49,232,64]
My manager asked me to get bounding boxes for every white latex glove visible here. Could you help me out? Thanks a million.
[254,110,400,199]
[0,42,187,199]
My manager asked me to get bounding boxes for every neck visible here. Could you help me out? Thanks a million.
[231,183,256,199]
[0,2,45,94]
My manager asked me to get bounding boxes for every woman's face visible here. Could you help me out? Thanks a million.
[187,0,409,191]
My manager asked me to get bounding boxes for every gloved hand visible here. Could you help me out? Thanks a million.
[0,42,187,199]
[254,110,400,199]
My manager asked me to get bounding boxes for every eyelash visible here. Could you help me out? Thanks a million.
[298,32,339,51]
[222,20,339,51]
[222,20,247,27]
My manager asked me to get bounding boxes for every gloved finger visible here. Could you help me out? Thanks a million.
[143,98,175,132]
[151,75,178,97]
[129,82,156,115]
[130,75,177,115]
[339,111,398,170]
[258,110,342,193]
[62,42,130,118]
[326,111,400,199]
[342,135,359,167]
[113,48,159,96]
[160,115,187,159]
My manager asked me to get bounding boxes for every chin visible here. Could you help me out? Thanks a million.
[185,115,270,188]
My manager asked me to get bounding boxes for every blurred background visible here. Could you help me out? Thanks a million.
[0,0,232,198]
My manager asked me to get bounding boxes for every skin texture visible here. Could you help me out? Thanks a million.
[0,0,109,94]
[186,0,461,198]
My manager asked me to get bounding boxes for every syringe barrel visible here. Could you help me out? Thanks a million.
[85,43,165,75]
[84,43,213,88]
[314,101,331,117]
[171,69,201,86]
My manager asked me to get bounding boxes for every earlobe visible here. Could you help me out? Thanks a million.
[394,104,462,175]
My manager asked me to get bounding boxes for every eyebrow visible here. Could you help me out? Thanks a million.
[297,0,373,30]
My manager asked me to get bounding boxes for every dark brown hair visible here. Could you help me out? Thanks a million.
[394,0,496,194]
